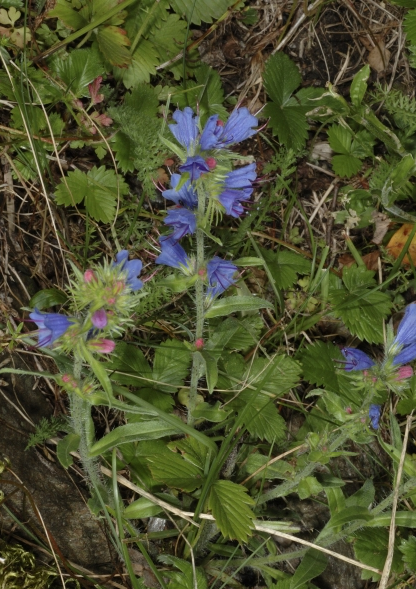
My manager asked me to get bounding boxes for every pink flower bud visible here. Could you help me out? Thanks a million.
[84,269,96,283]
[206,157,217,170]
[396,365,413,380]
[92,309,107,328]
[216,119,224,127]
[345,407,353,414]
[195,338,204,350]
[90,339,115,354]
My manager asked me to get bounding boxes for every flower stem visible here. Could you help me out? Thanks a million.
[188,189,206,426]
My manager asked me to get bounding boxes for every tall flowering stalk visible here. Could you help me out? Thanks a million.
[158,106,258,424]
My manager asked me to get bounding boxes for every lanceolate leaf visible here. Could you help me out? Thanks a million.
[290,549,327,589]
[57,433,80,468]
[205,296,273,318]
[208,480,255,543]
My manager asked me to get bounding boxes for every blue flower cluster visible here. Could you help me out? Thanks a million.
[156,106,258,300]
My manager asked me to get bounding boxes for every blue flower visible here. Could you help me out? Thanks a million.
[206,257,238,301]
[29,309,73,348]
[162,174,197,209]
[218,163,256,217]
[155,236,192,272]
[369,404,381,429]
[164,208,196,241]
[169,107,199,152]
[114,250,143,291]
[391,304,416,365]
[200,108,258,150]
[179,156,210,182]
[341,348,375,371]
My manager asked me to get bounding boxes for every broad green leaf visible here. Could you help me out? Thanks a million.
[29,288,68,310]
[399,536,416,570]
[48,0,88,29]
[354,528,403,581]
[223,316,264,353]
[290,548,327,589]
[152,339,191,392]
[259,247,311,290]
[205,296,273,318]
[89,420,181,456]
[170,0,236,25]
[54,166,129,223]
[208,480,255,543]
[325,487,345,517]
[321,391,349,423]
[327,125,353,155]
[107,342,152,385]
[263,52,301,106]
[297,476,323,500]
[96,25,131,67]
[244,354,302,398]
[301,341,345,393]
[331,154,362,178]
[327,506,372,528]
[49,48,104,97]
[122,39,159,87]
[405,8,416,44]
[169,436,209,470]
[112,131,136,173]
[350,65,370,107]
[124,497,163,519]
[56,433,80,468]
[232,389,286,443]
[148,450,204,491]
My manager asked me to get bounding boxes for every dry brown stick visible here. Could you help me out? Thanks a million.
[379,413,413,588]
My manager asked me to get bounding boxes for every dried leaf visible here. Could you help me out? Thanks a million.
[368,42,391,72]
[338,251,380,272]
[372,211,391,244]
[387,223,416,265]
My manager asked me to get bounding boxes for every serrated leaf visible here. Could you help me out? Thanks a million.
[148,450,204,491]
[96,26,131,67]
[263,52,301,105]
[209,480,255,542]
[242,453,294,483]
[122,39,159,87]
[259,247,311,289]
[89,420,181,456]
[290,548,327,589]
[175,63,227,124]
[205,296,273,318]
[327,125,353,155]
[250,354,302,397]
[232,388,286,443]
[57,433,80,468]
[331,154,362,178]
[49,48,104,97]
[48,0,88,29]
[54,166,128,223]
[106,342,152,385]
[329,266,392,343]
[112,131,136,173]
[265,103,309,151]
[29,288,68,310]
[170,0,236,25]
[354,528,403,581]
[152,339,191,392]
[405,9,416,45]
[399,536,416,570]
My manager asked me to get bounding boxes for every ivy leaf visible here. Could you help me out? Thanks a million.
[152,339,191,392]
[328,266,392,343]
[264,53,322,150]
[54,166,129,223]
[96,26,131,67]
[208,480,255,542]
[148,450,204,491]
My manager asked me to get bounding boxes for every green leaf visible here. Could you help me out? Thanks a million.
[49,48,104,97]
[263,52,301,106]
[29,288,68,310]
[208,480,255,542]
[89,420,182,456]
[170,0,237,25]
[169,436,209,470]
[124,497,163,519]
[331,154,362,178]
[345,479,375,508]
[297,476,323,500]
[327,506,373,528]
[233,389,286,443]
[122,39,159,87]
[112,131,136,173]
[327,125,353,155]
[350,65,370,107]
[248,354,302,398]
[301,341,345,392]
[259,247,311,289]
[405,9,416,45]
[329,266,392,344]
[399,536,416,571]
[107,342,152,385]
[290,548,327,589]
[148,450,204,491]
[175,63,227,124]
[54,166,129,223]
[96,25,131,67]
[48,0,88,29]
[369,512,416,528]
[192,401,231,422]
[354,528,403,581]
[205,296,273,318]
[152,339,191,392]
[158,555,207,589]
[199,351,218,394]
[56,433,80,468]
[242,453,294,483]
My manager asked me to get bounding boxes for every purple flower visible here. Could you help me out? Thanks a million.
[155,236,192,272]
[29,309,73,348]
[206,257,238,301]
[179,156,210,182]
[391,304,416,365]
[200,108,258,150]
[92,309,107,329]
[218,163,257,217]
[162,174,197,209]
[164,208,196,241]
[114,250,143,292]
[369,404,381,429]
[169,107,199,152]
[341,348,375,371]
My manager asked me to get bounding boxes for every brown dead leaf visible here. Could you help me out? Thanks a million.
[338,251,380,272]
[386,224,416,265]
[156,168,169,184]
[372,211,391,244]
[368,41,391,72]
